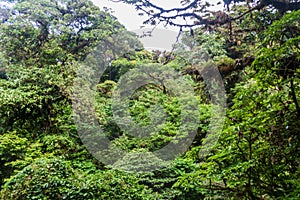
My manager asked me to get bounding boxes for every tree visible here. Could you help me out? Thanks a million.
[0,0,299,199]
[114,0,300,28]
[0,0,141,189]
[170,10,300,199]
[107,1,299,199]
[0,0,128,134]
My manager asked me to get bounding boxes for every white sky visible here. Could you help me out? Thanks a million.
[92,0,186,30]
[91,0,223,50]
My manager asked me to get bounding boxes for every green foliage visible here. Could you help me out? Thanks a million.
[1,158,153,200]
[96,80,116,97]
[2,158,77,200]
[0,0,118,135]
[137,158,204,200]
[0,132,28,163]
[0,132,28,185]
[0,0,122,65]
[41,135,78,156]
[181,10,300,199]
[101,58,138,82]
[254,10,300,81]
[80,169,154,199]
[0,0,299,199]
[175,30,227,63]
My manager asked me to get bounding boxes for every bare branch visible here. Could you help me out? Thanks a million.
[112,0,300,29]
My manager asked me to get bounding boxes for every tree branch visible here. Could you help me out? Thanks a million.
[113,0,300,29]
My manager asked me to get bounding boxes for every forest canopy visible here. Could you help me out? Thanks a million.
[0,0,299,199]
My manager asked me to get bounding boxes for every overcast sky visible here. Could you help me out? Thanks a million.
[91,0,223,50]
[91,0,186,30]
